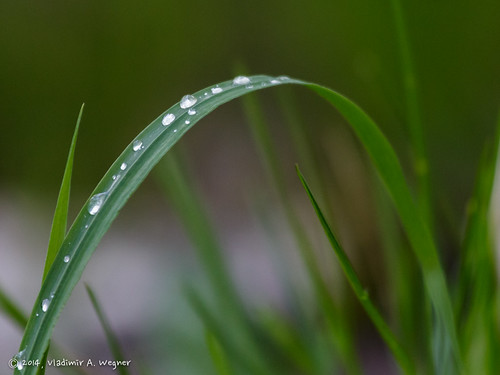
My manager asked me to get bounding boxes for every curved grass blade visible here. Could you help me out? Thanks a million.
[16,75,460,374]
[296,166,416,375]
[305,83,463,372]
[85,284,131,375]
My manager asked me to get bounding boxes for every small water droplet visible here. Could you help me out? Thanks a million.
[233,75,251,85]
[120,162,127,170]
[112,175,117,180]
[162,113,175,126]
[188,109,196,115]
[173,129,178,133]
[88,192,107,215]
[204,92,208,96]
[270,79,280,84]
[132,140,143,151]
[85,224,89,229]
[41,298,50,312]
[245,84,254,89]
[278,75,290,81]
[180,95,197,109]
[211,86,223,94]
[185,120,190,125]
[64,255,70,263]
[36,313,39,317]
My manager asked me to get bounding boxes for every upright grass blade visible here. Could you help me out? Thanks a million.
[389,0,432,231]
[205,330,234,375]
[155,150,238,306]
[16,75,461,374]
[85,284,131,375]
[297,166,416,375]
[42,104,84,281]
[373,173,434,374]
[306,83,463,372]
[240,89,362,375]
[456,111,500,373]
[34,104,83,375]
[0,287,28,328]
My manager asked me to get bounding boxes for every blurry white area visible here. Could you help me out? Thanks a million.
[0,182,298,373]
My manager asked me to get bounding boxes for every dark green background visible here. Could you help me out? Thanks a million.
[1,0,499,211]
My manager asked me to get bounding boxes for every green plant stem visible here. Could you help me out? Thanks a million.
[389,0,432,233]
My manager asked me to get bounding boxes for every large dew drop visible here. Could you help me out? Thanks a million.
[180,95,197,109]
[88,192,107,215]
[132,140,143,151]
[162,113,175,126]
[41,298,50,312]
[233,76,251,85]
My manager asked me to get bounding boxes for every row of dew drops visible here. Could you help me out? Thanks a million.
[12,75,290,372]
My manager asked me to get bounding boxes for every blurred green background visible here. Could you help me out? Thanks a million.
[1,0,500,373]
[1,0,499,208]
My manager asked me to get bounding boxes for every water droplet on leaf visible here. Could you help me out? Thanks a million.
[88,192,107,215]
[120,162,127,170]
[132,140,143,151]
[180,95,197,109]
[211,86,223,94]
[41,299,50,312]
[188,109,196,115]
[64,255,70,263]
[162,113,175,126]
[233,76,250,85]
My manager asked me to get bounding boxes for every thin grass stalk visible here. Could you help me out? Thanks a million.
[389,0,432,232]
[241,91,362,375]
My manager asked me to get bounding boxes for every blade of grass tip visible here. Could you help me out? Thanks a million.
[85,284,131,375]
[389,0,432,232]
[42,103,84,281]
[296,165,416,375]
[206,330,234,375]
[305,82,463,372]
[240,84,362,375]
[35,104,83,375]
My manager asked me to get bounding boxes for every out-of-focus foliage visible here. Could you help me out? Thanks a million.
[1,0,499,214]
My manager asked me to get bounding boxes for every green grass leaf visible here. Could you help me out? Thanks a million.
[85,284,131,375]
[15,75,461,374]
[305,82,463,372]
[0,287,28,329]
[296,165,416,375]
[42,104,84,281]
[205,330,234,375]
